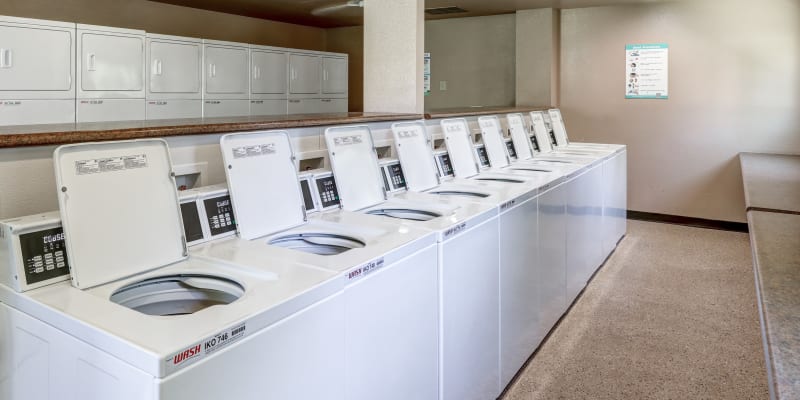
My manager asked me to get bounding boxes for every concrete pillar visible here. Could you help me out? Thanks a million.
[515,8,560,107]
[363,0,425,113]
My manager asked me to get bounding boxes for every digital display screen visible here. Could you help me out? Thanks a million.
[316,176,341,208]
[476,146,490,167]
[300,179,315,212]
[388,163,406,189]
[180,201,205,243]
[203,195,236,237]
[19,227,70,285]
[437,154,454,177]
[506,141,517,158]
[530,135,540,152]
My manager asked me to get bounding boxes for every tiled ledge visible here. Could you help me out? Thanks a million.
[0,112,423,148]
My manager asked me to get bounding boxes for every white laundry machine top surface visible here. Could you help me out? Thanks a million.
[20,138,347,378]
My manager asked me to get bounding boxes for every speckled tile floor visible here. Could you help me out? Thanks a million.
[501,220,769,400]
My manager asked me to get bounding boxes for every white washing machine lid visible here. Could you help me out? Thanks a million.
[477,116,511,168]
[529,111,555,153]
[324,125,386,211]
[548,109,570,146]
[507,113,534,161]
[391,121,440,192]
[53,139,186,289]
[220,131,306,240]
[441,118,481,178]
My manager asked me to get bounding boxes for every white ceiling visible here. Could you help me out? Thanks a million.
[149,0,676,28]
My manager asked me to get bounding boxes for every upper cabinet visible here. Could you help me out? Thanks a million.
[251,46,288,98]
[0,17,74,96]
[289,53,321,96]
[203,40,249,98]
[77,24,145,97]
[322,56,348,95]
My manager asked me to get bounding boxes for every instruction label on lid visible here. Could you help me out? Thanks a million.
[232,143,276,159]
[396,129,419,138]
[333,135,363,147]
[75,154,148,175]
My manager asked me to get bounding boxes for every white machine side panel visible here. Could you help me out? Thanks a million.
[441,119,480,178]
[203,99,249,118]
[529,111,554,153]
[318,98,347,113]
[220,131,305,240]
[0,100,74,125]
[538,183,568,331]
[146,99,202,120]
[391,121,440,192]
[287,98,321,114]
[499,196,541,388]
[324,126,385,211]
[250,99,287,116]
[322,57,348,94]
[54,140,185,288]
[507,113,534,161]
[204,45,248,96]
[441,218,500,400]
[288,54,321,95]
[0,25,74,95]
[250,50,287,96]
[548,109,570,146]
[477,116,510,168]
[0,303,155,400]
[345,245,438,400]
[76,98,145,123]
[80,33,144,93]
[159,294,346,400]
[147,40,201,96]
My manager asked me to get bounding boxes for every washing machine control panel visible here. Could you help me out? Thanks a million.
[435,152,454,178]
[380,161,407,193]
[475,145,490,168]
[204,195,236,237]
[315,175,341,209]
[529,134,541,152]
[0,213,71,292]
[505,139,517,160]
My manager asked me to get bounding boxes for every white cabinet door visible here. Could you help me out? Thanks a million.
[322,57,347,94]
[148,40,201,95]
[80,33,144,92]
[289,54,320,95]
[0,25,73,93]
[205,45,248,95]
[251,50,287,95]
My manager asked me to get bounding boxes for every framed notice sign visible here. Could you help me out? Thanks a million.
[625,43,668,99]
[424,53,431,96]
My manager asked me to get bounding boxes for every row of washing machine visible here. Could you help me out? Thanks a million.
[0,108,626,400]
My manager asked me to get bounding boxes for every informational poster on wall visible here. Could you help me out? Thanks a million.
[625,43,668,99]
[424,52,431,96]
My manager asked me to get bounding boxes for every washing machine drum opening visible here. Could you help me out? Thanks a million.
[366,208,441,221]
[428,190,490,198]
[510,167,552,173]
[475,177,526,183]
[110,274,244,316]
[269,233,366,256]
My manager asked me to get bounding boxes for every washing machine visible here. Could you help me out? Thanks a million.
[189,130,440,400]
[0,138,348,400]
[322,124,513,400]
[547,108,626,152]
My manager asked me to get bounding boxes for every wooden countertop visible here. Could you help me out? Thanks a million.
[747,211,800,400]
[739,153,800,214]
[0,112,423,148]
[424,105,551,119]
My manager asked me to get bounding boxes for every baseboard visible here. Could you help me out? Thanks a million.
[627,210,749,233]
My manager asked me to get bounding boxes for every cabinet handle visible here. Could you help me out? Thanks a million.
[323,70,328,81]
[0,48,12,68]
[291,68,296,80]
[254,66,260,80]
[87,53,96,71]
[158,60,162,75]
[209,63,216,78]
[152,59,162,75]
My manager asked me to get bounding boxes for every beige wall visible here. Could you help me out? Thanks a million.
[424,14,516,111]
[0,0,326,50]
[325,26,364,112]
[560,0,800,223]
[516,8,559,106]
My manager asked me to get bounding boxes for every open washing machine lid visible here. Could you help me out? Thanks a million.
[391,121,440,192]
[54,139,187,289]
[324,125,386,211]
[220,131,306,240]
[530,111,555,153]
[477,116,511,168]
[548,109,570,146]
[507,113,534,161]
[441,118,481,178]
